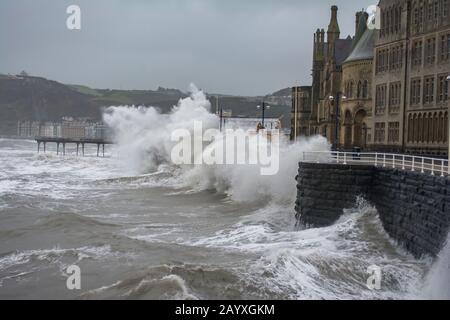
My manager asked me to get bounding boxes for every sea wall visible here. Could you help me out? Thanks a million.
[296,162,450,258]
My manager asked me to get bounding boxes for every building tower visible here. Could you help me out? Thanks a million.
[327,5,341,58]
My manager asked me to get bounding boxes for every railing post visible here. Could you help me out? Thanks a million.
[392,155,395,169]
[336,151,339,164]
[375,153,378,167]
[383,154,386,167]
[421,158,425,174]
[344,152,347,165]
[402,155,405,170]
[431,159,435,176]
[441,160,444,177]
[411,156,415,172]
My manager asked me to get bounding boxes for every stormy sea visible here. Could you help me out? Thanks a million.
[0,88,448,300]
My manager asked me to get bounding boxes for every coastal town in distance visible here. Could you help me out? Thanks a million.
[0,0,450,310]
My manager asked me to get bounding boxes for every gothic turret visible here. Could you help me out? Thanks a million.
[327,6,341,58]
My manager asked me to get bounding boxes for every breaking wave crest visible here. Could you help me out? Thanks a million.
[103,84,330,203]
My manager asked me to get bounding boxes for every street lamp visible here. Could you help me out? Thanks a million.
[328,93,347,151]
[257,102,270,129]
[219,107,223,132]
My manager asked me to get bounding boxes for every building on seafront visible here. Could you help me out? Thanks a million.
[292,1,450,156]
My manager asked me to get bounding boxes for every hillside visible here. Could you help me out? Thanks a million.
[0,74,291,133]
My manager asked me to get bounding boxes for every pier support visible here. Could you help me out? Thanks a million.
[35,138,111,158]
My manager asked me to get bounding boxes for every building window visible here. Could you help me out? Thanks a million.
[376,84,387,114]
[434,0,439,25]
[425,38,436,64]
[388,122,400,143]
[410,78,422,105]
[386,9,391,36]
[427,1,435,24]
[377,49,389,73]
[412,40,423,66]
[438,74,449,102]
[362,80,368,99]
[444,0,449,19]
[390,44,404,69]
[389,82,401,113]
[375,123,386,143]
[423,76,435,104]
[418,3,424,32]
[440,33,450,61]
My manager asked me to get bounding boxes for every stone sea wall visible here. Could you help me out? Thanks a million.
[295,162,450,258]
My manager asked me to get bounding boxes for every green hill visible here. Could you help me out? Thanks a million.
[0,74,291,133]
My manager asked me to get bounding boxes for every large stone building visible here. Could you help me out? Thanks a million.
[291,86,312,139]
[292,6,359,145]
[313,6,353,146]
[293,2,450,156]
[340,12,376,149]
[374,0,450,156]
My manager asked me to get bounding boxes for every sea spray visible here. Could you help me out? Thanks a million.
[103,84,330,203]
[103,84,218,174]
[422,233,450,299]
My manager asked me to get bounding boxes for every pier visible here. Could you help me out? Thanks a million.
[35,137,113,157]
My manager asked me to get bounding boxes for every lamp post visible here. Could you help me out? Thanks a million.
[328,92,346,151]
[362,123,368,149]
[257,102,270,129]
[219,107,223,132]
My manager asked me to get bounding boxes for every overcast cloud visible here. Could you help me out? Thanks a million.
[0,0,375,96]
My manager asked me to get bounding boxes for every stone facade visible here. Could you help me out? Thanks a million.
[293,2,450,156]
[291,86,312,139]
[304,6,353,144]
[341,12,375,149]
[296,162,450,258]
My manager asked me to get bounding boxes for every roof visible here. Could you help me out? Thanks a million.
[344,28,375,63]
[333,38,353,66]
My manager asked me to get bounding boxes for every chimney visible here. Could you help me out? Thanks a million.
[355,12,363,35]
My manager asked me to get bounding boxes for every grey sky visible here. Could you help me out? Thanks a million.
[0,0,375,96]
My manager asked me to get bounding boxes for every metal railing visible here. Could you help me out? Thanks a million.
[302,151,450,177]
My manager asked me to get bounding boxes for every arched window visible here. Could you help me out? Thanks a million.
[408,115,413,142]
[438,112,444,142]
[433,113,438,143]
[357,81,362,98]
[414,114,419,142]
[428,113,433,143]
[418,113,423,142]
[423,113,429,142]
[445,112,449,143]
[363,80,368,98]
[386,10,391,35]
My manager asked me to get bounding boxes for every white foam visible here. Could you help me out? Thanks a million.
[104,84,330,204]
